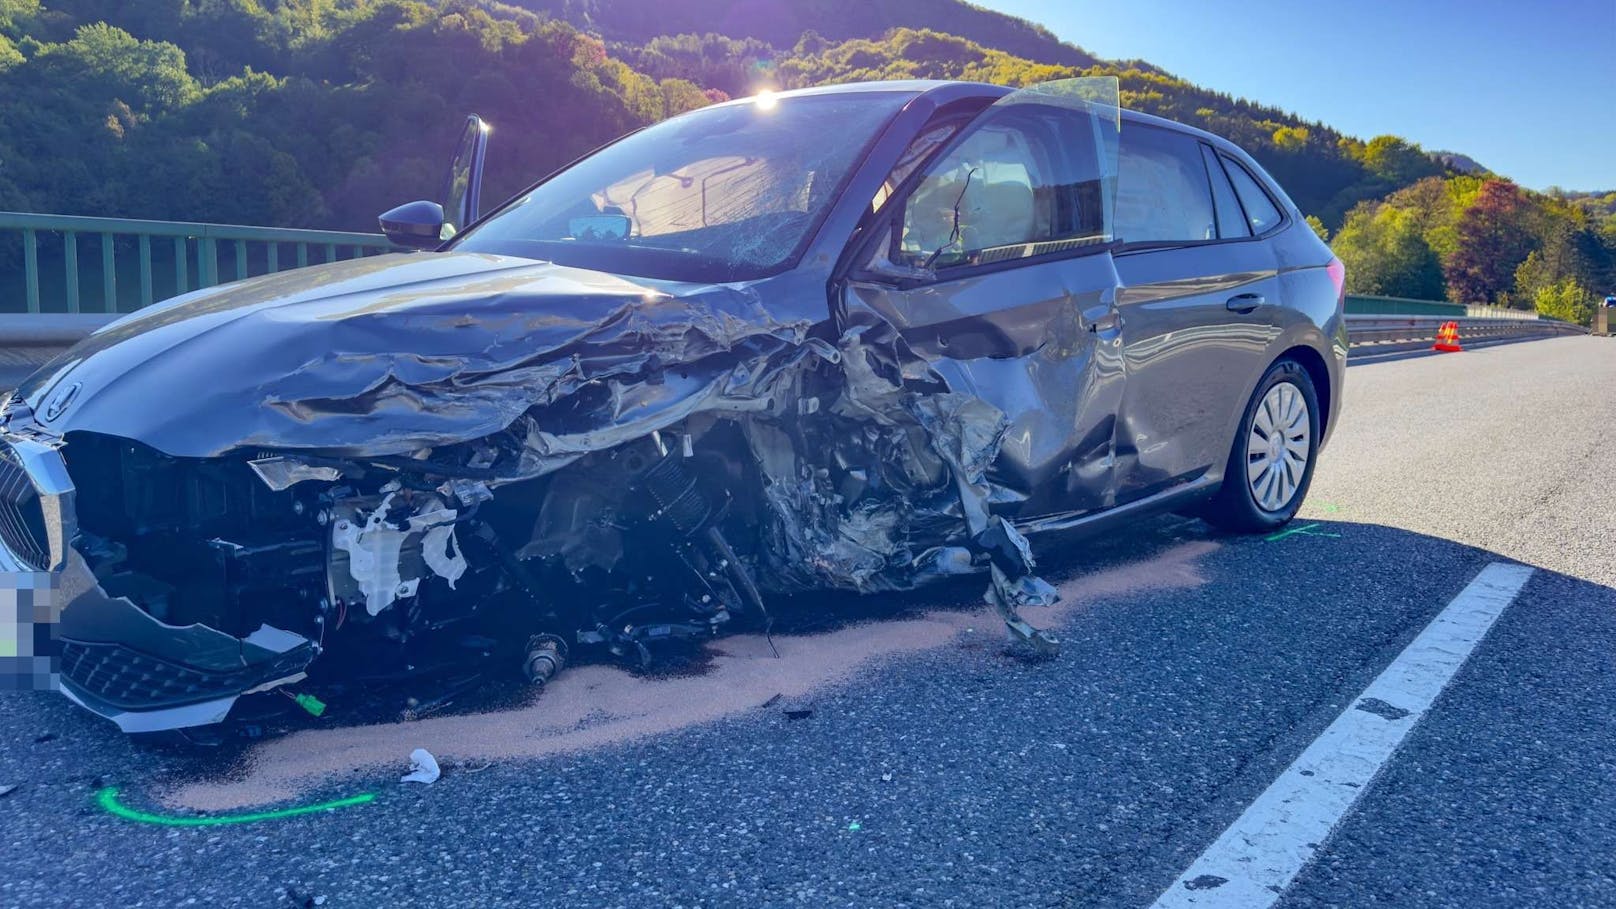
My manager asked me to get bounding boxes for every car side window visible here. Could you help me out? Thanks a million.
[1201,144,1250,239]
[1115,126,1217,243]
[1220,154,1284,235]
[894,106,1107,270]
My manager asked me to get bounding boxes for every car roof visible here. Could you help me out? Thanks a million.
[765,80,973,98]
[750,80,1244,151]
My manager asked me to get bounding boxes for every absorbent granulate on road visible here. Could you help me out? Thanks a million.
[165,540,1217,812]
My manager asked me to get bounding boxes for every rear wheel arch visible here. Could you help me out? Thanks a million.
[1276,344,1331,439]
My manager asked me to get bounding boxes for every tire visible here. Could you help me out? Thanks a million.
[1199,357,1320,533]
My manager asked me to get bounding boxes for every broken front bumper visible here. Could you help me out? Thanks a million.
[0,431,316,733]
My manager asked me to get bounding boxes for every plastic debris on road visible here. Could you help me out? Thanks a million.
[401,748,441,784]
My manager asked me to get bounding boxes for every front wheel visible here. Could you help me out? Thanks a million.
[1199,358,1320,533]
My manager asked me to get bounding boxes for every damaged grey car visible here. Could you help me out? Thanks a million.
[1,78,1345,735]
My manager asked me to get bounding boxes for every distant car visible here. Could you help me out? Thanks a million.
[1,79,1345,735]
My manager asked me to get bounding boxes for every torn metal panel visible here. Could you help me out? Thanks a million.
[248,456,342,491]
[16,254,831,460]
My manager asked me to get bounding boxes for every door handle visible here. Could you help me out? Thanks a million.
[1226,292,1265,313]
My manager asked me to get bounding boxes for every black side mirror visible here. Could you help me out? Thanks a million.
[379,200,446,250]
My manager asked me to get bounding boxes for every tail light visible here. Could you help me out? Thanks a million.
[1326,257,1346,300]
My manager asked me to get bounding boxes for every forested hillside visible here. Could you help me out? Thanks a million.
[514,0,1098,66]
[1330,177,1615,323]
[0,0,718,229]
[612,27,1439,228]
[0,0,1610,317]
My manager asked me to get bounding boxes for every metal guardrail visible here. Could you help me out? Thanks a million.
[1344,295,1464,318]
[1345,315,1585,351]
[0,211,392,314]
[1344,295,1541,320]
[1459,305,1541,320]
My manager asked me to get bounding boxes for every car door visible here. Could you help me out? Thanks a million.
[1109,125,1282,504]
[840,96,1126,520]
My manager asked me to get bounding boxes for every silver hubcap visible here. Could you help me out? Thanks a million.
[1246,381,1311,512]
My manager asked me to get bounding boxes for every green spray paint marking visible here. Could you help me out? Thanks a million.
[1266,522,1319,541]
[1264,522,1341,543]
[95,787,375,827]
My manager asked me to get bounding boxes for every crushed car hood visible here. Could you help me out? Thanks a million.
[16,252,828,458]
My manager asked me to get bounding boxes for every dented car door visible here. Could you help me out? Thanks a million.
[840,89,1126,520]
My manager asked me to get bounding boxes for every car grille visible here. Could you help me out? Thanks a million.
[0,445,49,570]
[60,641,312,710]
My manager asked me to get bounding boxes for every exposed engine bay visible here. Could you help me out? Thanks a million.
[61,428,770,693]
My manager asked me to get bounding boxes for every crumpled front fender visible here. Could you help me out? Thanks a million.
[17,253,826,459]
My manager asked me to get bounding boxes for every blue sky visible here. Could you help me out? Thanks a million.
[982,0,1616,192]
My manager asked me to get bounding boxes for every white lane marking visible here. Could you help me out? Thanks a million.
[1149,561,1535,908]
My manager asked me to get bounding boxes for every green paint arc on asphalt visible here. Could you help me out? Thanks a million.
[95,787,375,826]
[1265,522,1319,542]
[1264,522,1341,542]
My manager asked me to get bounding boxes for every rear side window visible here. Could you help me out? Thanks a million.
[1201,144,1250,239]
[1220,154,1284,235]
[1115,126,1216,243]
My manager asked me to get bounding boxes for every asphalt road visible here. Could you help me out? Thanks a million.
[3,335,1614,909]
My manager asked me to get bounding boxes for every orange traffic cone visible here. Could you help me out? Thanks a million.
[1432,320,1463,352]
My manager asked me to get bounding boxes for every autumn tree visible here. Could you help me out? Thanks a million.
[0,0,38,35]
[1532,278,1593,325]
[1331,201,1445,300]
[1356,135,1443,187]
[1443,179,1535,305]
[1381,175,1476,259]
